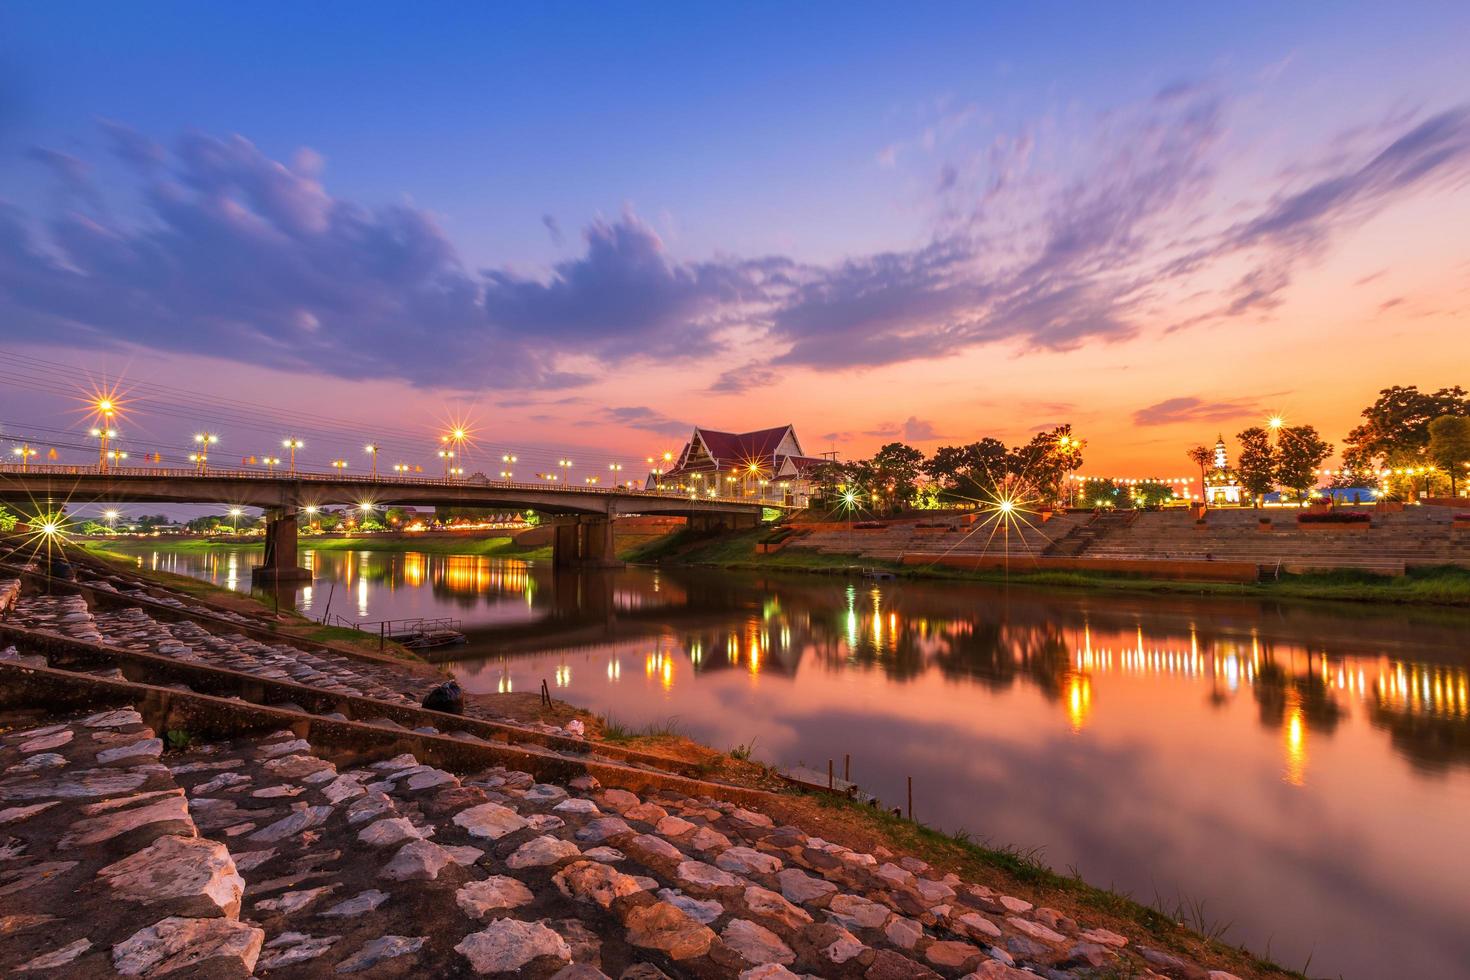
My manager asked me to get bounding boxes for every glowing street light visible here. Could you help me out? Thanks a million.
[364,444,380,479]
[104,509,119,529]
[558,458,573,481]
[90,426,119,471]
[282,437,304,476]
[331,459,348,472]
[229,507,243,533]
[12,444,38,470]
[438,449,455,480]
[192,432,219,473]
[262,455,282,473]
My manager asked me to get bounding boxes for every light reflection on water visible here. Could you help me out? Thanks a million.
[115,542,1470,979]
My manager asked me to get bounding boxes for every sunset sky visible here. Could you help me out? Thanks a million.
[2,3,1468,477]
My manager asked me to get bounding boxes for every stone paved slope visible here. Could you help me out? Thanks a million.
[0,706,262,977]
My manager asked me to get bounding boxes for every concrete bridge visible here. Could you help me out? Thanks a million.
[0,465,765,580]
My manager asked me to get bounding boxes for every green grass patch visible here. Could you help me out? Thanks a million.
[640,531,1470,607]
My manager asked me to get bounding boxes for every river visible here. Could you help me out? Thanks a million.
[112,542,1470,979]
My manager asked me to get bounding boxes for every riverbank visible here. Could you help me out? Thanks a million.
[93,533,554,560]
[74,540,435,660]
[64,537,1300,977]
[631,528,1470,606]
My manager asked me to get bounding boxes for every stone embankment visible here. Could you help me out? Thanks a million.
[0,554,1247,979]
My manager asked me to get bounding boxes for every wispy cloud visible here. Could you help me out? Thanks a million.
[4,98,1467,396]
[1131,396,1263,427]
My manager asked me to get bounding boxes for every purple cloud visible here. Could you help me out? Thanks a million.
[1131,396,1262,427]
[602,405,691,438]
[0,130,776,390]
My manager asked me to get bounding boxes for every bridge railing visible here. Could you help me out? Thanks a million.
[0,462,781,506]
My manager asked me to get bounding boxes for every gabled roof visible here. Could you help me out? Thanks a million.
[692,425,796,467]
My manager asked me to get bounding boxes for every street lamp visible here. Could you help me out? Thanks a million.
[331,459,348,473]
[282,437,304,476]
[192,432,219,473]
[364,444,379,479]
[503,454,518,483]
[90,426,119,471]
[262,456,282,473]
[229,507,243,534]
[438,449,455,479]
[558,458,573,482]
[11,445,38,470]
[104,509,119,530]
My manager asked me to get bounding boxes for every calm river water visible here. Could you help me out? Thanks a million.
[118,543,1470,979]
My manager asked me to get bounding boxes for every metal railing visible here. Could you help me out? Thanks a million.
[0,462,778,506]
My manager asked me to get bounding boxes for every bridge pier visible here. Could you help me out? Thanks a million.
[251,512,313,586]
[551,516,623,569]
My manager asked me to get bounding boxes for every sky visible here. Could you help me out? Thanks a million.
[2,2,1469,479]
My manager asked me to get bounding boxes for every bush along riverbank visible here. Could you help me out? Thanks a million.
[628,527,1470,607]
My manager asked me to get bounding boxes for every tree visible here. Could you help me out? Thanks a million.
[1274,425,1332,501]
[1006,426,1080,504]
[1235,427,1276,506]
[924,439,1008,500]
[1342,385,1468,470]
[1186,444,1214,489]
[1427,415,1470,496]
[869,443,926,513]
[1076,478,1121,508]
[1132,482,1176,509]
[0,505,15,532]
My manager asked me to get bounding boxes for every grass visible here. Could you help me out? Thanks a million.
[596,714,685,743]
[638,528,1470,607]
[728,737,758,761]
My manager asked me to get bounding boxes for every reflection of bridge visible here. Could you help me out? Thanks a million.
[0,465,763,579]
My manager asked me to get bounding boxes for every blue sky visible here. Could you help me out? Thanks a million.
[2,2,1469,472]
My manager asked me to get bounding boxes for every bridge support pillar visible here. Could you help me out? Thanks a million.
[252,512,313,586]
[551,516,623,569]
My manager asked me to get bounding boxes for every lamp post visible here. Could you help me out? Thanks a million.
[441,429,468,477]
[364,444,380,479]
[192,432,219,473]
[262,455,282,474]
[91,426,119,472]
[282,438,304,476]
[503,454,518,483]
[331,459,348,474]
[104,509,119,530]
[229,507,242,534]
[558,458,573,483]
[11,445,37,470]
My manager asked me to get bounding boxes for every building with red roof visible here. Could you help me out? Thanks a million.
[647,425,828,506]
